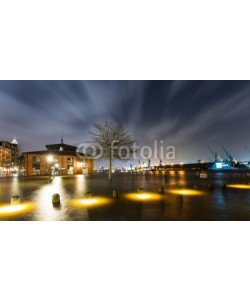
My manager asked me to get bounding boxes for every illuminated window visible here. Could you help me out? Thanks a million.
[215,162,223,169]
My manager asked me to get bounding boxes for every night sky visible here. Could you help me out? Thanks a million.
[0,81,250,166]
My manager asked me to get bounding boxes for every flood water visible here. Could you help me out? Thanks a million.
[1,171,250,221]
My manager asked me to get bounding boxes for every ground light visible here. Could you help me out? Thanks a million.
[71,196,112,208]
[0,202,36,218]
[227,184,250,190]
[124,192,163,202]
[167,189,205,196]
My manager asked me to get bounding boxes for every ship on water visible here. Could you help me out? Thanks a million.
[208,146,249,171]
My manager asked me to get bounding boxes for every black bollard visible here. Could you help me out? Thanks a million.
[52,193,61,206]
[85,191,92,199]
[221,183,227,190]
[208,184,214,191]
[11,195,21,205]
[113,189,119,199]
[159,187,165,194]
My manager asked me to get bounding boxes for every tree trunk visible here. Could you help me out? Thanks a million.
[108,153,112,180]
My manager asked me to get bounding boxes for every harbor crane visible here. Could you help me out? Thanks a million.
[244,145,250,161]
[222,146,236,163]
[244,145,250,155]
[157,155,163,167]
[208,146,222,162]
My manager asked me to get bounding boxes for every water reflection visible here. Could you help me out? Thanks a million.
[1,173,250,220]
[124,192,163,202]
[75,175,86,194]
[0,202,36,219]
[167,170,187,187]
[35,177,67,221]
[71,197,111,207]
[168,189,205,196]
[227,184,250,189]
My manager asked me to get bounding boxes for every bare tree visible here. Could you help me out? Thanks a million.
[90,120,134,180]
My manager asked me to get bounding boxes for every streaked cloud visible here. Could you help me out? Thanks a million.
[0,80,250,162]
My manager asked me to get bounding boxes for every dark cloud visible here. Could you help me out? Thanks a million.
[0,80,250,163]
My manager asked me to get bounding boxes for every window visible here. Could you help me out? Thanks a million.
[32,156,41,175]
[67,157,74,174]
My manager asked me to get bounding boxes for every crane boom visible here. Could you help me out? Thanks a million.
[222,146,234,162]
[207,145,221,162]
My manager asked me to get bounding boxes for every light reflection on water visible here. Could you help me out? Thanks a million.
[34,177,66,221]
[0,202,36,218]
[0,172,250,220]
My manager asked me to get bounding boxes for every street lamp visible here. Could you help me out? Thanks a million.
[47,155,54,181]
[47,155,54,163]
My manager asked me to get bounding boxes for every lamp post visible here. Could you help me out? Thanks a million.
[47,155,54,182]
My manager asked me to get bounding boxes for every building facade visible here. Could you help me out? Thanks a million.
[0,139,19,176]
[22,142,93,176]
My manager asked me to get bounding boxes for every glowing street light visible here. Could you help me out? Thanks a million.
[47,155,54,163]
[47,155,55,180]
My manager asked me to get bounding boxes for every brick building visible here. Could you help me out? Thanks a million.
[22,142,93,176]
[0,139,19,176]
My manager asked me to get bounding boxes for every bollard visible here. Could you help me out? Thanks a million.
[208,184,214,191]
[221,183,227,190]
[159,187,165,194]
[11,195,21,205]
[85,191,92,199]
[113,189,119,198]
[52,193,61,206]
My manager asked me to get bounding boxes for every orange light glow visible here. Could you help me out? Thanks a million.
[124,192,163,202]
[168,189,204,196]
[0,202,36,218]
[71,197,111,208]
[227,184,250,190]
